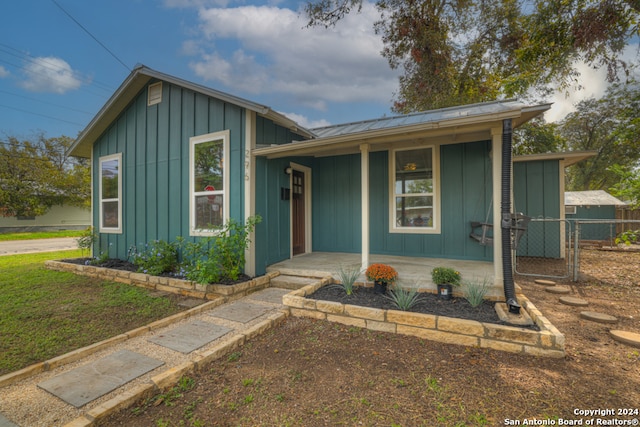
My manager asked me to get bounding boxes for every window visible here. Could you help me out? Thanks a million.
[390,147,438,233]
[189,131,229,236]
[99,153,122,233]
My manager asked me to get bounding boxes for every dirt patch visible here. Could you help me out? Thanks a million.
[100,249,640,426]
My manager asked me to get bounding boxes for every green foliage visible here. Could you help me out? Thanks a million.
[615,230,639,246]
[76,226,97,257]
[131,239,180,276]
[609,164,640,208]
[0,135,90,218]
[305,0,639,112]
[431,267,461,286]
[385,286,422,311]
[333,264,361,295]
[181,216,262,283]
[463,278,490,308]
[0,230,84,241]
[513,118,565,156]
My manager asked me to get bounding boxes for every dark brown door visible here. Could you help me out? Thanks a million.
[292,170,305,255]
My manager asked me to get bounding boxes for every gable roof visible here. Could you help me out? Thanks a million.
[68,64,314,158]
[254,99,551,159]
[565,190,627,206]
[513,150,597,167]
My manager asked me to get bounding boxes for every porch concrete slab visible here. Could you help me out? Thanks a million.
[267,252,494,289]
[247,288,290,305]
[0,414,18,427]
[148,320,232,354]
[208,300,271,323]
[37,350,164,408]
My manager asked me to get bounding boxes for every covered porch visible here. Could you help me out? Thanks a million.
[266,252,499,298]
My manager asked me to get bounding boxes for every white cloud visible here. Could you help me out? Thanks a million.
[545,44,640,123]
[279,111,331,129]
[19,57,82,94]
[0,66,9,78]
[188,3,399,111]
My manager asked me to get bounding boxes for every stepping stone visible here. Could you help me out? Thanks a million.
[545,286,571,294]
[208,300,271,323]
[559,296,589,307]
[535,279,556,286]
[580,311,618,324]
[148,320,231,353]
[247,288,290,305]
[609,330,640,348]
[38,350,164,408]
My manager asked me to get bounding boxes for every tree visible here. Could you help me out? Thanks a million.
[0,135,90,217]
[513,118,565,156]
[608,164,640,208]
[305,0,639,112]
[561,81,640,191]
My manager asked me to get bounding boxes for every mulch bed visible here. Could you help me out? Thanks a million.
[308,284,539,329]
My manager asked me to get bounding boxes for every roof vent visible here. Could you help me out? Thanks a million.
[148,82,162,106]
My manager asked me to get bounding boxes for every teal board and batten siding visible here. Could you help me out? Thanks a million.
[92,80,246,260]
[368,141,493,261]
[513,160,561,258]
[256,140,493,266]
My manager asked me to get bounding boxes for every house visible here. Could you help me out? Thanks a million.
[565,190,627,241]
[68,65,554,307]
[0,204,90,233]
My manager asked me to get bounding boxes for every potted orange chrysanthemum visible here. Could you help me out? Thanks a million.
[365,263,398,294]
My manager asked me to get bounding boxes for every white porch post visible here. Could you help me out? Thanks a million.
[491,127,504,288]
[244,111,256,277]
[360,143,370,270]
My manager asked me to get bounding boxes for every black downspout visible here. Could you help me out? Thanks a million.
[501,119,521,314]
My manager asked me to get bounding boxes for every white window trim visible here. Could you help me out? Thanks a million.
[189,130,230,237]
[389,145,441,234]
[98,152,123,234]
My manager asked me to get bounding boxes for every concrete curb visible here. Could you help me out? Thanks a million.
[62,310,290,427]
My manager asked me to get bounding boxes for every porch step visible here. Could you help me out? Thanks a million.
[271,275,324,290]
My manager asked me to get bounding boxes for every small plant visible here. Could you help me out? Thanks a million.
[365,263,398,284]
[431,267,461,285]
[131,239,180,276]
[463,277,490,307]
[89,249,109,266]
[385,285,422,311]
[615,229,639,245]
[333,264,361,295]
[76,226,97,257]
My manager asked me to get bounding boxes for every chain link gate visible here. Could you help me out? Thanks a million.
[514,218,574,280]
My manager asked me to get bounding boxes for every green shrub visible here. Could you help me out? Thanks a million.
[181,215,262,283]
[76,226,97,257]
[431,267,461,286]
[463,278,490,308]
[131,239,180,276]
[615,229,639,245]
[385,286,422,311]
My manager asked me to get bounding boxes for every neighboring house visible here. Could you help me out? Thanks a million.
[565,190,627,241]
[68,65,556,297]
[0,204,90,233]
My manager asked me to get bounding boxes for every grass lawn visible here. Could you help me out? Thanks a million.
[0,230,84,241]
[0,250,187,376]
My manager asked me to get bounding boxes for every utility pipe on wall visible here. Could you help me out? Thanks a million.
[501,118,520,314]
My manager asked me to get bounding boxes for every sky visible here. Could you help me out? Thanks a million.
[0,0,635,142]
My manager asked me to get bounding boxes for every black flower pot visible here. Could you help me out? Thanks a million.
[373,280,388,294]
[437,283,452,300]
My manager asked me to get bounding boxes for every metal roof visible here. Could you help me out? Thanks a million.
[565,190,626,206]
[311,99,547,138]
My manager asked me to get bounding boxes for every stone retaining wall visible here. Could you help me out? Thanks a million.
[283,282,565,358]
[45,260,278,301]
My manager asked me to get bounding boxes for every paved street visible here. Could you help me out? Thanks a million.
[0,238,78,256]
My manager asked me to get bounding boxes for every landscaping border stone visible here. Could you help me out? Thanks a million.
[283,283,565,358]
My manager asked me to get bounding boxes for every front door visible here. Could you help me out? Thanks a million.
[292,169,305,255]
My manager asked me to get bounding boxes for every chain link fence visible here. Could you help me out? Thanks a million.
[514,218,640,281]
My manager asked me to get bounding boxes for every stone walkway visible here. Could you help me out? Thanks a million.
[0,287,291,427]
